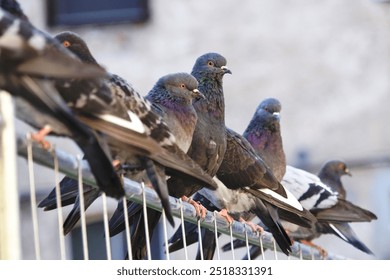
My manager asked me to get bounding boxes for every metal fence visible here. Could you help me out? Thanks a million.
[0,91,346,260]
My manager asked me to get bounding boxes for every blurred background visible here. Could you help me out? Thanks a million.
[11,0,390,260]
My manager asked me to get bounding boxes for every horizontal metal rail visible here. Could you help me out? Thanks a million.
[16,133,347,260]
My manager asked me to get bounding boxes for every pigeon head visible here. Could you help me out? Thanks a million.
[258,98,281,116]
[320,160,352,178]
[247,98,282,134]
[191,52,232,80]
[149,72,204,105]
[159,72,204,101]
[55,31,98,64]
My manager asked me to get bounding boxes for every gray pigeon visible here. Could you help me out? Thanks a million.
[278,160,377,256]
[225,99,377,258]
[107,72,206,257]
[312,160,376,255]
[197,127,316,257]
[163,53,231,260]
[167,52,231,199]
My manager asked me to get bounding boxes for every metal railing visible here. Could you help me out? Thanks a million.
[0,91,347,260]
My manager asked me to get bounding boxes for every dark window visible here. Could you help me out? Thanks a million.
[46,0,150,27]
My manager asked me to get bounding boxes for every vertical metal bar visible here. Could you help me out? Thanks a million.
[161,209,170,260]
[0,91,21,260]
[102,193,111,260]
[213,212,220,260]
[244,226,250,260]
[273,238,278,259]
[141,182,151,260]
[179,198,188,260]
[122,197,132,260]
[259,234,265,260]
[299,243,303,260]
[52,148,66,260]
[26,133,41,260]
[77,155,89,260]
[229,223,235,260]
[197,219,204,260]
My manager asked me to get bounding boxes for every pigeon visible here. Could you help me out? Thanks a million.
[307,160,377,255]
[166,52,231,199]
[198,128,316,256]
[0,6,128,199]
[243,98,339,228]
[39,33,218,232]
[153,52,230,260]
[107,72,206,252]
[225,99,377,258]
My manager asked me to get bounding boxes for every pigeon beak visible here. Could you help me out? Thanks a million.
[221,66,232,74]
[192,89,205,100]
[345,168,352,176]
[273,112,280,120]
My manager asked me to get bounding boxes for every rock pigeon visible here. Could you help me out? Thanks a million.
[167,52,231,199]
[198,128,316,256]
[107,72,207,256]
[156,52,231,260]
[225,99,377,258]
[277,161,377,256]
[39,33,218,231]
[0,6,128,199]
[308,160,377,255]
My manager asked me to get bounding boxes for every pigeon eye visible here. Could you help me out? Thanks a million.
[63,41,71,48]
[180,84,186,88]
[207,61,214,67]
